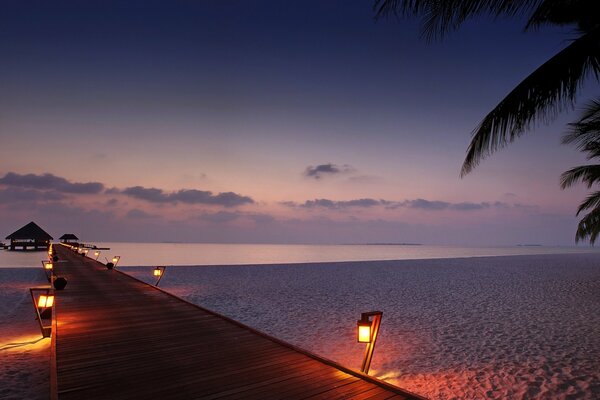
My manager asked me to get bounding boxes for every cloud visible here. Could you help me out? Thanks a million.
[452,202,491,211]
[285,197,518,212]
[303,163,354,180]
[0,172,104,194]
[299,198,381,209]
[0,187,66,204]
[403,198,450,210]
[120,186,254,207]
[125,209,157,219]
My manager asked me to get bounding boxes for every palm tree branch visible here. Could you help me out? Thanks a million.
[573,190,600,215]
[575,205,600,243]
[461,27,600,176]
[374,0,544,40]
[563,98,600,149]
[560,165,600,189]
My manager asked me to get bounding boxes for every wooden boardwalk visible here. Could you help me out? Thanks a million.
[51,244,424,400]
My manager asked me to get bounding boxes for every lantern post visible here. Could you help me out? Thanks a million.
[30,288,55,337]
[153,266,167,286]
[356,311,383,374]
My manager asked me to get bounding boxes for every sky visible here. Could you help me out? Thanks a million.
[0,0,597,245]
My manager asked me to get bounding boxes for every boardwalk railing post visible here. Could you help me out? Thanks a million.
[357,311,383,375]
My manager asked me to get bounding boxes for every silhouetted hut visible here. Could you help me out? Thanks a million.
[5,221,53,251]
[59,233,79,245]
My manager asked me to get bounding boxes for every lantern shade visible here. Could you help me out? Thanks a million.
[357,320,372,343]
[38,294,54,308]
[112,257,119,263]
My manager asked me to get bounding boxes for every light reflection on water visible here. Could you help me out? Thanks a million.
[1,242,596,267]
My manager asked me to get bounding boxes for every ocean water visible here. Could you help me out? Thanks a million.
[0,242,596,268]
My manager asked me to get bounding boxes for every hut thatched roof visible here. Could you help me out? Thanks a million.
[59,233,79,240]
[6,221,53,240]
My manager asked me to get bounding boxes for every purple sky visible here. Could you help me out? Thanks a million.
[0,1,596,245]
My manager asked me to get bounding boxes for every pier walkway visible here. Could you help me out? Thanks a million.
[51,244,423,400]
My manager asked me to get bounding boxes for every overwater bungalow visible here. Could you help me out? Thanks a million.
[5,221,53,251]
[59,233,79,245]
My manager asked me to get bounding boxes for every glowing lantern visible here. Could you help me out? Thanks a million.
[357,319,372,343]
[37,294,55,308]
[83,249,89,256]
[44,262,53,270]
[112,256,119,263]
[94,250,100,260]
[153,266,167,286]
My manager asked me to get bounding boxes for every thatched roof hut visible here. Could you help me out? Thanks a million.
[6,221,53,251]
[59,233,79,244]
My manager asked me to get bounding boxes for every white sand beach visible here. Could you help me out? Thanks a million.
[0,268,50,400]
[1,252,599,399]
[125,253,600,399]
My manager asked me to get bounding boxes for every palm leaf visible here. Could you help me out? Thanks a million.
[573,190,600,215]
[563,98,600,149]
[575,205,600,243]
[525,0,600,32]
[461,27,600,176]
[374,0,544,41]
[560,166,600,189]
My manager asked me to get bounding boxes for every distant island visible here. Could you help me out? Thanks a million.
[352,243,423,246]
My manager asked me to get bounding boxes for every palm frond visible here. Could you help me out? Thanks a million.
[374,0,544,40]
[461,27,600,176]
[574,190,600,216]
[526,0,600,32]
[575,205,600,243]
[563,98,600,149]
[560,165,600,189]
[581,141,600,160]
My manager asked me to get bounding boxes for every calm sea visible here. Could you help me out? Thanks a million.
[0,242,597,268]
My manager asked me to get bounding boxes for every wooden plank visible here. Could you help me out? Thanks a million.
[51,244,425,400]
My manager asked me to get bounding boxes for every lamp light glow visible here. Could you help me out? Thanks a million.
[152,266,167,286]
[94,251,100,260]
[357,321,372,343]
[37,294,54,308]
[44,262,53,270]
